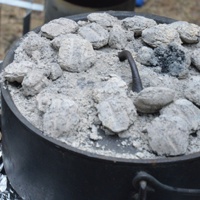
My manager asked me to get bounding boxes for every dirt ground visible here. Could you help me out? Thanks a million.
[0,0,45,60]
[135,0,200,24]
[0,0,200,60]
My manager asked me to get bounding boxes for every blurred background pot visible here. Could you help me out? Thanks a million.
[44,0,135,22]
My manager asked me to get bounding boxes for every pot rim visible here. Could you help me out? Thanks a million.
[2,11,200,165]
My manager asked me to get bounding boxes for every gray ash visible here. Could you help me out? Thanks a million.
[3,13,200,158]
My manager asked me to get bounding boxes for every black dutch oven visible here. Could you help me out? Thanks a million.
[1,11,200,200]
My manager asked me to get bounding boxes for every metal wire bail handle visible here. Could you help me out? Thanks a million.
[118,50,143,93]
[132,171,200,200]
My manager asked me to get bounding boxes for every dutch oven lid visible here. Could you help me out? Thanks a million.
[1,11,200,165]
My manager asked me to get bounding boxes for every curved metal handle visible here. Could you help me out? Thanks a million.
[118,50,143,93]
[132,171,200,200]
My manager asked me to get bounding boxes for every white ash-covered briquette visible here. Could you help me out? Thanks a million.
[97,97,137,133]
[36,92,55,113]
[108,24,130,50]
[134,87,175,114]
[147,115,189,156]
[51,34,83,50]
[14,32,57,64]
[58,37,96,72]
[87,12,119,28]
[122,15,157,36]
[93,75,137,133]
[138,67,185,99]
[36,92,71,114]
[92,75,128,103]
[22,70,50,96]
[184,76,200,106]
[43,97,80,137]
[41,18,79,39]
[137,46,157,66]
[191,49,200,70]
[169,21,200,44]
[4,61,34,83]
[148,97,200,157]
[142,24,182,47]
[4,61,62,84]
[78,23,109,49]
[160,98,200,132]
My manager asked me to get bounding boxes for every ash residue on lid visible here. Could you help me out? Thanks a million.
[3,12,200,159]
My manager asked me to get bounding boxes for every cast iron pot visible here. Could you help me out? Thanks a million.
[44,0,135,22]
[2,11,200,200]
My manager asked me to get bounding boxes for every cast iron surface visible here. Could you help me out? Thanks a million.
[2,11,200,200]
[63,0,133,7]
